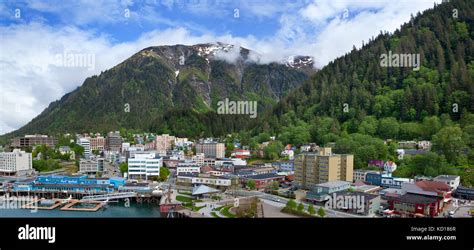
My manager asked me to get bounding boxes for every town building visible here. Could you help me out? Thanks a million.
[231,149,251,159]
[402,180,452,207]
[10,135,57,149]
[351,181,382,194]
[163,159,179,168]
[176,173,232,188]
[176,165,201,175]
[280,149,294,160]
[170,150,185,160]
[242,173,286,190]
[122,142,131,153]
[453,186,474,200]
[196,142,225,158]
[294,147,353,189]
[90,136,106,151]
[0,149,34,176]
[174,137,189,148]
[118,182,151,193]
[305,180,352,202]
[192,153,205,166]
[365,172,414,189]
[78,138,91,159]
[215,158,247,167]
[433,175,461,190]
[12,175,125,193]
[58,146,75,160]
[127,153,162,180]
[155,134,175,155]
[386,193,443,217]
[272,161,294,172]
[326,191,381,216]
[204,158,216,166]
[79,158,105,175]
[106,132,123,152]
[353,169,379,182]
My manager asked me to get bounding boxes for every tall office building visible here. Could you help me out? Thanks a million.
[0,149,33,176]
[294,147,353,189]
[106,132,123,152]
[90,136,106,151]
[10,135,58,149]
[155,134,175,154]
[78,138,91,159]
[195,142,225,158]
[127,152,162,180]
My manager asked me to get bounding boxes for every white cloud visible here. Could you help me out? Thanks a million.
[0,0,441,135]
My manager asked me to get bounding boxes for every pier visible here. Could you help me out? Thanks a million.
[61,199,104,212]
[22,198,63,210]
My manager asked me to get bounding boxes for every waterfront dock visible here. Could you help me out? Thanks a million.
[60,199,104,212]
[22,198,64,210]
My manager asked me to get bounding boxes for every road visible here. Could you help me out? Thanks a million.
[103,161,122,178]
[450,199,473,218]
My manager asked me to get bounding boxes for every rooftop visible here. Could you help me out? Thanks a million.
[245,173,284,180]
[389,193,439,205]
[316,180,351,188]
[177,172,199,177]
[123,182,149,187]
[415,180,451,192]
[433,175,460,181]
[335,191,379,200]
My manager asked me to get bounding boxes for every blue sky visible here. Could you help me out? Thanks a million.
[0,0,440,135]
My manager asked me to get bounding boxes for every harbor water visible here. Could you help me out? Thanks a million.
[0,201,162,218]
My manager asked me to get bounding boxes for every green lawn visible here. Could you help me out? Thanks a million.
[178,191,193,196]
[220,205,236,218]
[176,195,193,203]
[193,205,206,212]
[213,205,225,211]
[210,211,220,218]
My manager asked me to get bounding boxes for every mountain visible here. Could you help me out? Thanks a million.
[2,43,316,139]
[245,0,473,177]
[258,0,473,138]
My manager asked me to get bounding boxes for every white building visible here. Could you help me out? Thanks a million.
[174,137,189,148]
[59,146,76,160]
[281,149,294,160]
[192,176,231,187]
[434,175,460,190]
[78,138,91,159]
[417,140,431,150]
[177,174,231,187]
[353,169,380,182]
[0,149,33,176]
[215,158,246,167]
[192,153,205,166]
[170,150,185,161]
[122,142,131,153]
[127,153,162,180]
[127,145,145,158]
